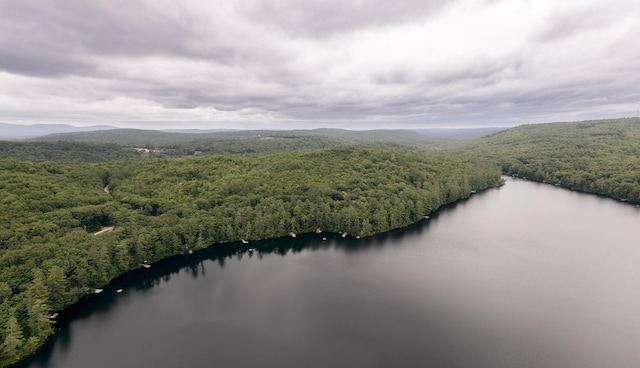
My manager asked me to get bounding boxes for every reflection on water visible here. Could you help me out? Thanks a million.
[18,178,640,368]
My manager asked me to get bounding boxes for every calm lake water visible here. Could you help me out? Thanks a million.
[18,177,640,368]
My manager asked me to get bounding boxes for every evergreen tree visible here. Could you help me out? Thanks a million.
[2,315,23,358]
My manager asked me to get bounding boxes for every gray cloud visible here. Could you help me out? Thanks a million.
[0,0,638,129]
[0,1,200,76]
[236,0,451,37]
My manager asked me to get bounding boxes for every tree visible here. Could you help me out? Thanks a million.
[2,314,23,358]
[0,283,11,305]
[25,270,53,337]
[45,266,68,311]
[26,297,52,338]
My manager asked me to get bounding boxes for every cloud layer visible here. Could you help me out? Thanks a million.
[1,0,638,129]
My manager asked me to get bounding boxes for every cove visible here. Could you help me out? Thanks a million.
[17,177,640,368]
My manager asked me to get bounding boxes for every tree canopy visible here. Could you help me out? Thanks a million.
[460,118,640,203]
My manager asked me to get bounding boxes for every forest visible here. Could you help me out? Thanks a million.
[459,118,640,202]
[0,147,502,366]
[1,117,639,366]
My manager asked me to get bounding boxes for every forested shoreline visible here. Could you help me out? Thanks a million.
[2,117,640,366]
[0,147,503,366]
[460,118,640,203]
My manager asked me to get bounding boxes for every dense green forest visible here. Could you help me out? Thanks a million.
[1,136,344,163]
[0,147,502,366]
[0,141,143,163]
[460,118,640,203]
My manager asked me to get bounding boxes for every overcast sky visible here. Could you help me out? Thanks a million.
[1,0,638,130]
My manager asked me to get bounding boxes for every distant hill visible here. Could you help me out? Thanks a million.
[0,123,117,140]
[414,127,506,140]
[0,141,142,163]
[0,124,510,163]
[160,128,237,134]
[33,128,198,145]
[31,127,503,145]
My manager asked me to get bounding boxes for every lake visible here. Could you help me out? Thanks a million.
[18,177,640,368]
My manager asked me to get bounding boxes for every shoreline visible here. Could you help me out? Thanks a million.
[6,180,505,368]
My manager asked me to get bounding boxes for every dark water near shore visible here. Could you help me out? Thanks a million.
[18,177,640,368]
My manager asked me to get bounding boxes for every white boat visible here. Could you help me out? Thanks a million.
[93,288,103,294]
[241,239,249,244]
[117,289,123,293]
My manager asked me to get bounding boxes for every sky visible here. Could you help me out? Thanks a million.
[0,0,639,130]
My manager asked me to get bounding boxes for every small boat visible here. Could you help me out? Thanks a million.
[93,288,103,294]
[322,237,327,241]
[241,239,249,244]
[140,263,151,269]
[248,248,254,252]
[117,289,123,293]
[315,229,322,234]
[342,232,347,238]
[290,232,297,238]
[49,313,59,319]
[423,215,429,219]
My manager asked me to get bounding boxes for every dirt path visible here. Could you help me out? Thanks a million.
[93,226,114,236]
